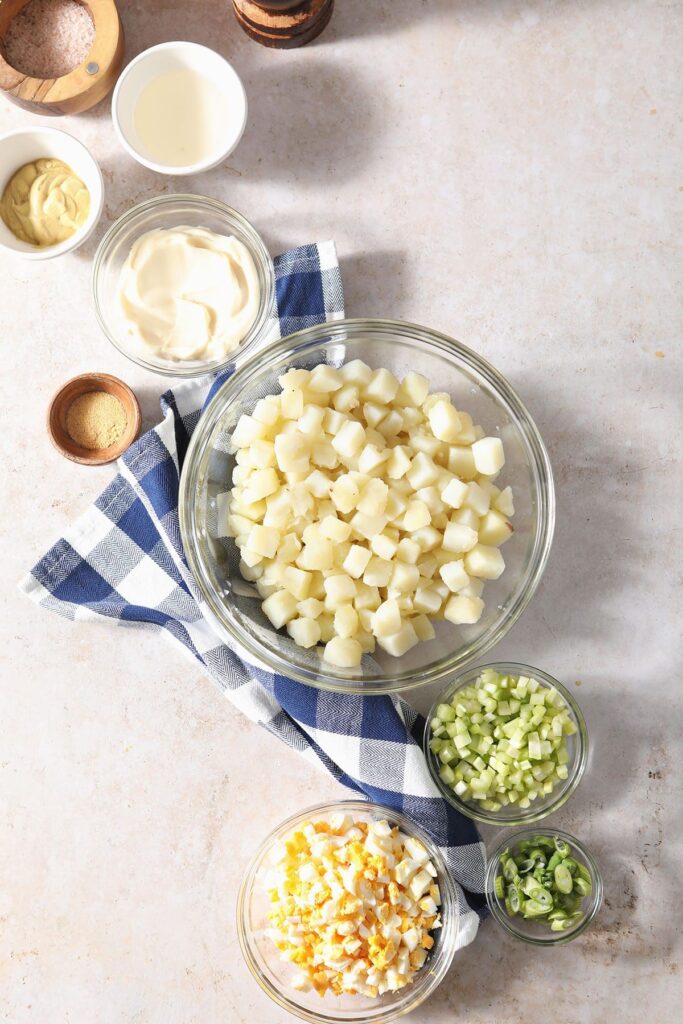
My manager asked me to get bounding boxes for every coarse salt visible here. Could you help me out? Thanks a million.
[4,0,95,80]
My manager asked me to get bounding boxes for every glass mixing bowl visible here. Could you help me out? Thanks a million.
[485,827,603,945]
[92,194,275,377]
[179,319,555,694]
[424,663,588,826]
[237,800,461,1023]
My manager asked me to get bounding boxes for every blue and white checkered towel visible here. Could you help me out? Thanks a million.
[21,241,485,948]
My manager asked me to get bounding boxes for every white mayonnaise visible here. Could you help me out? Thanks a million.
[118,226,261,362]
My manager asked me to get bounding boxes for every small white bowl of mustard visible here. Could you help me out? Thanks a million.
[0,126,103,260]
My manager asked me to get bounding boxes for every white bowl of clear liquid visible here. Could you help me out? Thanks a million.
[112,41,248,176]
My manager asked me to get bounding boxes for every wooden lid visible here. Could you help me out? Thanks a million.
[232,0,334,49]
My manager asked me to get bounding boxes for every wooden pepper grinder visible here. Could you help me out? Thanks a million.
[232,0,334,49]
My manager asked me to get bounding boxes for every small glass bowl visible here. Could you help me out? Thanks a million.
[425,663,588,826]
[485,827,603,945]
[237,799,461,1023]
[92,194,275,377]
[179,320,555,694]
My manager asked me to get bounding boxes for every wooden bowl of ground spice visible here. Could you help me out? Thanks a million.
[47,372,141,465]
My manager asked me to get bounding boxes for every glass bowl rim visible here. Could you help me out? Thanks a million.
[424,662,588,826]
[91,192,275,378]
[236,798,460,1023]
[179,318,556,693]
[484,825,603,945]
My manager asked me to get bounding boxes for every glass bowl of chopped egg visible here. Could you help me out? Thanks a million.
[425,664,588,826]
[237,800,461,1022]
[179,318,555,693]
[92,193,275,377]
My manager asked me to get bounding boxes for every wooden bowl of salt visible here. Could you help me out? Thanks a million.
[0,0,124,115]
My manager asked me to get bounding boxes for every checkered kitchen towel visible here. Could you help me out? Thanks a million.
[21,242,485,947]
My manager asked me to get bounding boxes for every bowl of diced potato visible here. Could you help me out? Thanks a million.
[179,318,555,694]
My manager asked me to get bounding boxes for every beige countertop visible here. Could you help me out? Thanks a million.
[1,1,681,1021]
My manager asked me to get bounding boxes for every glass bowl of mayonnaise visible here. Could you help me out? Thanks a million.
[92,194,275,377]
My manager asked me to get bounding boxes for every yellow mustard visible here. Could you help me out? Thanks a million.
[0,158,90,247]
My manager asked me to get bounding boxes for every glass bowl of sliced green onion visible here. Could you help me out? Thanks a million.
[485,828,602,944]
[424,663,588,826]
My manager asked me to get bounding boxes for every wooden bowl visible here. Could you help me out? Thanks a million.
[0,0,124,115]
[47,373,141,466]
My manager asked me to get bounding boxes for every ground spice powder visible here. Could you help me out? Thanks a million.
[66,391,127,450]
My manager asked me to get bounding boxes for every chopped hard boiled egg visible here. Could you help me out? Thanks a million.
[264,817,442,998]
[225,362,514,667]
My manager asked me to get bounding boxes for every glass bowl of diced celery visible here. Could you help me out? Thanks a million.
[485,828,602,944]
[424,663,588,826]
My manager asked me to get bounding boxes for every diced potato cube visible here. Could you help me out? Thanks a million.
[239,559,262,582]
[478,509,513,546]
[343,544,372,578]
[281,387,304,419]
[318,614,335,642]
[364,368,400,404]
[447,445,477,480]
[319,515,352,542]
[372,599,402,638]
[376,409,403,438]
[298,597,324,618]
[387,446,412,480]
[297,538,334,571]
[357,607,374,632]
[441,477,469,509]
[290,483,315,517]
[309,364,344,392]
[464,544,505,580]
[247,524,279,559]
[350,512,389,543]
[332,420,366,460]
[240,546,263,568]
[286,616,321,648]
[454,410,476,444]
[442,522,479,553]
[276,533,302,562]
[406,452,440,490]
[395,371,429,407]
[340,359,373,387]
[413,614,436,642]
[354,582,381,610]
[417,554,438,578]
[279,368,310,391]
[323,408,347,434]
[303,469,331,499]
[463,481,491,516]
[282,566,312,600]
[494,486,515,517]
[363,402,389,428]
[274,434,309,474]
[252,397,281,426]
[232,414,267,449]
[428,399,462,442]
[250,440,276,469]
[324,636,363,667]
[358,443,389,475]
[333,384,360,413]
[390,561,420,593]
[312,441,338,469]
[460,578,484,598]
[415,486,445,515]
[439,559,470,592]
[335,604,359,639]
[396,538,421,564]
[262,590,298,629]
[331,474,360,513]
[377,621,419,657]
[385,489,408,521]
[357,478,389,517]
[298,405,325,435]
[371,532,399,560]
[472,436,505,475]
[245,468,279,501]
[363,557,394,588]
[403,500,431,531]
[263,491,291,529]
[323,574,357,607]
[443,594,484,625]
[409,430,443,458]
[412,525,442,552]
[450,507,480,531]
